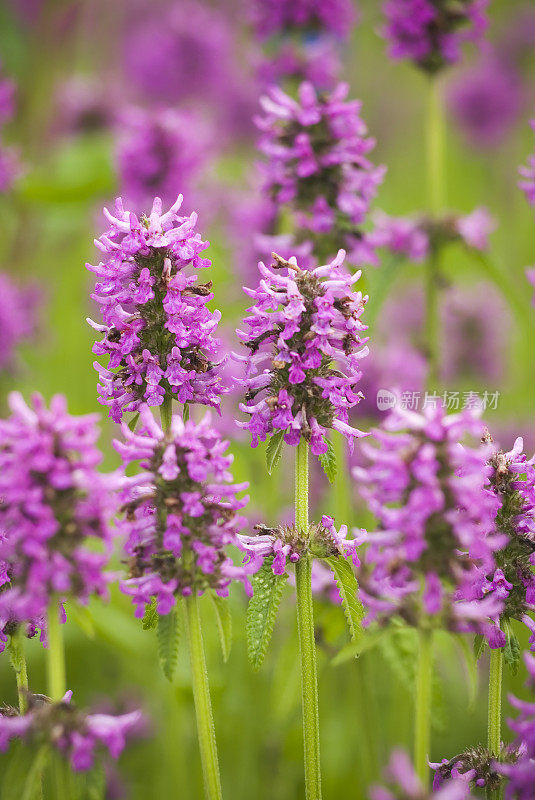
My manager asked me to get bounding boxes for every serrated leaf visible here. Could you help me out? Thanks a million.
[454,634,478,709]
[265,430,285,475]
[247,557,287,670]
[324,555,364,642]
[503,619,520,676]
[318,438,337,483]
[332,627,389,666]
[209,592,232,662]
[142,598,158,631]
[157,609,180,682]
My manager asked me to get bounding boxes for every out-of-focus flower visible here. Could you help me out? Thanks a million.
[432,743,521,795]
[447,56,525,149]
[256,39,343,89]
[0,393,114,651]
[235,251,369,454]
[54,76,116,136]
[369,211,430,263]
[115,407,252,616]
[519,120,535,208]
[0,273,41,372]
[115,106,211,214]
[252,0,357,39]
[0,62,21,191]
[353,403,505,635]
[256,81,386,265]
[381,0,489,74]
[0,691,142,772]
[87,196,222,423]
[498,652,535,798]
[371,748,472,799]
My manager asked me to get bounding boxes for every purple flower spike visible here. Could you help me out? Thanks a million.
[353,403,506,635]
[371,748,472,799]
[235,250,369,454]
[87,196,223,423]
[0,393,115,650]
[256,81,386,265]
[252,0,357,40]
[0,692,142,772]
[382,0,490,73]
[115,406,252,615]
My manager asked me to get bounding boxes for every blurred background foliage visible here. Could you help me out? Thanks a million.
[0,0,534,797]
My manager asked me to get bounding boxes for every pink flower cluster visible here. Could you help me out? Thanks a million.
[499,652,535,799]
[235,250,369,455]
[382,0,489,73]
[87,196,222,423]
[0,393,114,651]
[0,273,41,371]
[115,407,252,617]
[252,0,356,39]
[256,81,386,265]
[353,403,506,636]
[0,691,142,772]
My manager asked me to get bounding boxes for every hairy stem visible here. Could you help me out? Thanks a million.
[488,647,504,800]
[295,439,322,800]
[425,78,445,389]
[184,594,223,800]
[8,629,29,714]
[414,628,433,787]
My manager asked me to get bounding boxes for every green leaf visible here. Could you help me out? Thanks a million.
[503,619,521,676]
[378,627,418,693]
[473,633,487,661]
[246,557,287,670]
[157,609,180,682]
[183,403,190,422]
[142,598,158,631]
[127,412,140,432]
[265,430,285,475]
[1,742,49,800]
[209,592,232,662]
[318,438,337,484]
[454,634,479,708]
[68,604,96,639]
[332,628,389,666]
[324,556,364,642]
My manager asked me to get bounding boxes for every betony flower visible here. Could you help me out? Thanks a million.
[256,81,386,265]
[87,196,222,423]
[498,652,535,799]
[382,0,490,74]
[252,0,357,40]
[353,403,506,634]
[235,250,369,455]
[115,407,252,617]
[0,273,41,372]
[370,748,472,799]
[0,393,114,651]
[0,691,142,772]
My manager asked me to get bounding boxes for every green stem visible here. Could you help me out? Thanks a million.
[184,594,223,800]
[160,394,173,433]
[414,628,433,787]
[46,600,66,702]
[487,648,504,799]
[8,629,29,714]
[424,78,445,390]
[295,439,322,800]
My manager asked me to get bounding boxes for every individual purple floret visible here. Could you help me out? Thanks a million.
[252,0,357,39]
[498,652,535,798]
[0,273,41,371]
[519,120,535,207]
[115,407,252,617]
[370,748,472,800]
[0,393,114,651]
[256,81,386,265]
[234,250,369,455]
[116,106,210,213]
[87,195,222,423]
[353,403,506,635]
[382,0,489,73]
[0,691,142,772]
[240,514,365,576]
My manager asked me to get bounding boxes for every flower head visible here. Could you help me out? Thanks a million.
[252,0,357,39]
[0,691,142,772]
[353,403,505,633]
[382,0,489,73]
[371,748,472,800]
[0,393,114,648]
[87,196,223,423]
[115,407,251,617]
[235,250,369,455]
[256,82,386,265]
[497,652,535,798]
